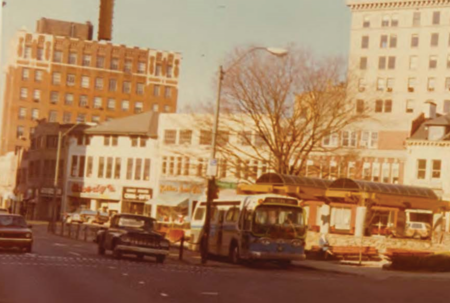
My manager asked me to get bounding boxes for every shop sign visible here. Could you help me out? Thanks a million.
[40,188,62,197]
[159,181,204,195]
[68,182,120,200]
[122,187,153,202]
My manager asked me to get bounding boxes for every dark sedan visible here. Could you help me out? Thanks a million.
[95,214,170,263]
[0,214,33,253]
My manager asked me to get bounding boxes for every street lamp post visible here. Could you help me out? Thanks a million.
[201,47,288,264]
[50,123,80,232]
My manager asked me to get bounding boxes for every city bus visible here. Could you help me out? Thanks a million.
[190,194,306,264]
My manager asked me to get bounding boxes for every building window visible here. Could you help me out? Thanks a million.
[179,130,192,144]
[342,131,357,147]
[155,64,162,76]
[71,156,78,177]
[411,34,419,48]
[380,35,388,48]
[105,157,113,179]
[65,93,74,106]
[431,33,439,47]
[68,52,77,64]
[163,105,170,112]
[152,104,159,112]
[378,57,386,69]
[126,158,133,180]
[377,78,385,91]
[134,102,143,114]
[413,12,421,26]
[447,55,450,69]
[143,159,150,180]
[386,78,394,92]
[81,76,90,88]
[363,16,370,28]
[432,160,442,179]
[167,65,173,78]
[356,100,364,114]
[134,159,142,180]
[20,88,28,99]
[94,97,102,109]
[22,68,30,80]
[406,100,414,113]
[110,58,119,70]
[408,78,416,92]
[77,113,86,123]
[78,156,86,178]
[136,83,144,95]
[164,130,177,144]
[52,72,61,85]
[381,15,390,27]
[122,81,131,94]
[49,91,58,104]
[86,157,93,177]
[429,56,438,69]
[121,100,129,112]
[114,158,121,179]
[409,56,418,70]
[107,99,115,111]
[322,133,339,147]
[98,157,105,178]
[388,57,396,69]
[95,78,104,90]
[124,60,132,73]
[330,207,352,230]
[33,89,41,101]
[358,78,365,92]
[389,35,397,48]
[53,51,62,63]
[112,136,118,146]
[375,100,383,113]
[63,112,71,123]
[153,85,160,96]
[444,100,450,114]
[36,48,43,60]
[104,135,111,146]
[361,36,369,49]
[164,87,172,98]
[391,15,399,27]
[108,79,117,92]
[18,107,26,120]
[445,78,450,91]
[432,11,440,25]
[131,136,138,147]
[66,74,76,86]
[24,46,31,59]
[200,130,212,145]
[359,57,367,70]
[428,77,436,91]
[360,131,378,148]
[137,62,146,74]
[34,70,43,82]
[417,159,426,179]
[82,55,91,66]
[96,56,105,68]
[31,108,39,120]
[48,110,58,122]
[79,95,88,107]
[16,126,24,139]
[384,100,392,113]
[92,115,100,123]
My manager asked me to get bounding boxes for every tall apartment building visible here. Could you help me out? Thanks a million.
[0,18,181,155]
[346,0,450,184]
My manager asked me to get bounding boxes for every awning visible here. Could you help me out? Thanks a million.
[145,192,201,207]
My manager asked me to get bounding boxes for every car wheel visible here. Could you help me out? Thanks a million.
[229,243,240,264]
[112,241,122,259]
[156,255,166,264]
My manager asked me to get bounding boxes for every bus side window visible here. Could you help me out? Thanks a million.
[226,207,239,223]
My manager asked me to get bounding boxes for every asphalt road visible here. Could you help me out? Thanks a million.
[0,224,449,303]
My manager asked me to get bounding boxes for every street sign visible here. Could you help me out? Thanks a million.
[206,158,218,177]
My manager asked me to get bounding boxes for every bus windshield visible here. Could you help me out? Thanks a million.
[252,206,305,239]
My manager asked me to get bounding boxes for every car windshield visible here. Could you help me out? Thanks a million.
[0,215,27,228]
[117,217,154,231]
[252,206,305,239]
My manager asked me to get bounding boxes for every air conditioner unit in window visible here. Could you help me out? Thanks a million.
[408,87,414,92]
[428,88,435,92]
[387,88,393,92]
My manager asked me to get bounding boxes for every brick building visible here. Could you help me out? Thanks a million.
[0,18,181,155]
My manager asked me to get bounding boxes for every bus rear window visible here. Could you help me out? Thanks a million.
[194,207,205,221]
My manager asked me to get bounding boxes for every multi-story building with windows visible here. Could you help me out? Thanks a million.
[0,18,181,155]
[343,0,450,185]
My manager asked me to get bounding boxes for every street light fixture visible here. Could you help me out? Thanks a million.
[201,47,289,264]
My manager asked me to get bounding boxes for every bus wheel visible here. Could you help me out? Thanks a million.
[229,243,240,264]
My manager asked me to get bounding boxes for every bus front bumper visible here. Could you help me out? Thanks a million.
[249,251,306,261]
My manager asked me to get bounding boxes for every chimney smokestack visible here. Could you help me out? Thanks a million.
[98,0,114,41]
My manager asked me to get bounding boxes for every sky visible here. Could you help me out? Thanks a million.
[0,0,351,111]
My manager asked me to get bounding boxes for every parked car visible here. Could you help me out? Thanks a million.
[0,208,8,214]
[95,214,170,263]
[0,214,33,252]
[405,222,431,239]
[65,210,109,225]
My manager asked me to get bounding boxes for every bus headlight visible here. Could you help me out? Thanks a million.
[258,238,271,246]
[291,240,303,247]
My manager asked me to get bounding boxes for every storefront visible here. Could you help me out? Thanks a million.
[66,182,121,215]
[148,181,205,225]
[36,187,61,221]
[122,187,153,216]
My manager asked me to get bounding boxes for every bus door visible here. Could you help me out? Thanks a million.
[216,210,226,256]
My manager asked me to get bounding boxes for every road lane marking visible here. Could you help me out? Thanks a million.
[160,293,169,297]
[68,252,82,257]
[201,292,219,296]
[53,243,67,247]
